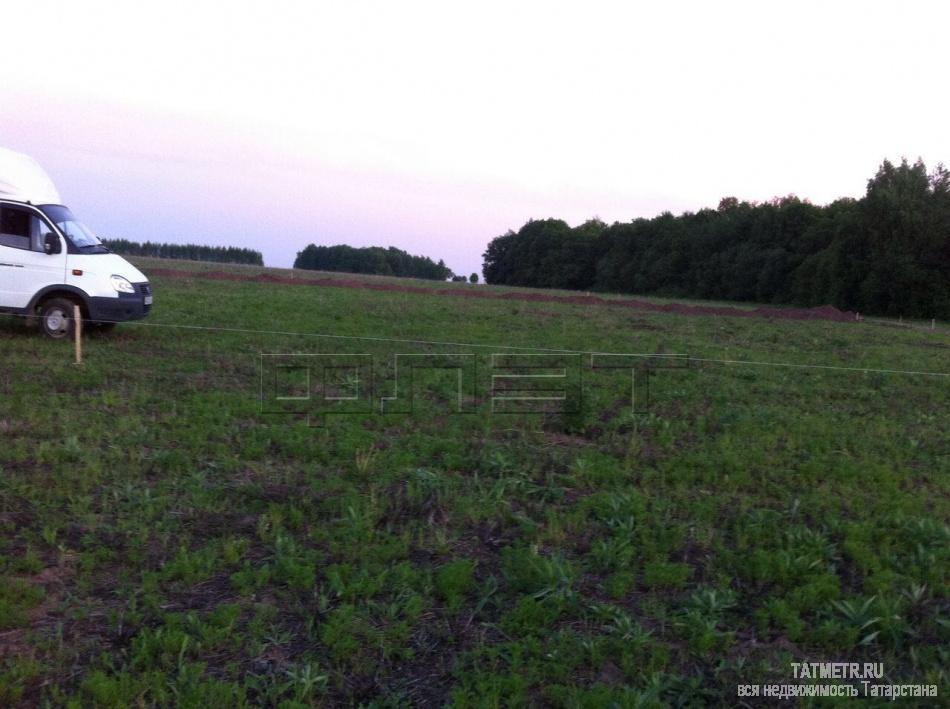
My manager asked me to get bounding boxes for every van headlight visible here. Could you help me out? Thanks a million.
[110,275,135,293]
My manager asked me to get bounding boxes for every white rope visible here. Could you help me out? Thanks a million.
[6,310,948,378]
[687,357,949,378]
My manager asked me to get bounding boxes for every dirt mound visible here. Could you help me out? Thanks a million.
[145,267,858,324]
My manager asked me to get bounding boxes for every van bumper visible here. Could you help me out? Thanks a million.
[87,283,152,323]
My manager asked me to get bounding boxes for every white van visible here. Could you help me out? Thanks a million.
[0,147,151,338]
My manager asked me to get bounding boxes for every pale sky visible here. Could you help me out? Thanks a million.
[1,1,948,275]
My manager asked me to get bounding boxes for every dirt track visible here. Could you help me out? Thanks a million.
[148,267,859,323]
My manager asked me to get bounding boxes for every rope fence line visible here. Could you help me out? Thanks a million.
[686,357,949,378]
[3,310,949,379]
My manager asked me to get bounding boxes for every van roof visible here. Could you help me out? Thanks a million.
[0,147,61,205]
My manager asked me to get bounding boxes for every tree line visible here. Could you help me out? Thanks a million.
[483,159,950,318]
[294,243,453,281]
[102,239,264,265]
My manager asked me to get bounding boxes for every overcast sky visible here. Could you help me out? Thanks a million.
[2,1,948,275]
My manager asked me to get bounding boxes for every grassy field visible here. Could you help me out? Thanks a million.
[0,266,947,706]
[122,256,768,309]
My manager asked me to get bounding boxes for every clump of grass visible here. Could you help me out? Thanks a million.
[643,560,692,589]
[435,558,476,611]
[0,577,44,630]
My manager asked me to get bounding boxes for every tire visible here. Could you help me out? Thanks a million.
[39,298,79,340]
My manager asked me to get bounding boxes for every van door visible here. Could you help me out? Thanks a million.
[0,204,67,309]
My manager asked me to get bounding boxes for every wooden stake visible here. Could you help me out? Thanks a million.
[933,319,937,331]
[74,304,82,365]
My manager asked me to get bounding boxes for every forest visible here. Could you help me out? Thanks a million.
[294,243,453,281]
[483,159,950,318]
[103,239,264,265]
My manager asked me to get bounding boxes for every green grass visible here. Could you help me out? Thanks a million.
[0,267,947,706]
[125,255,772,309]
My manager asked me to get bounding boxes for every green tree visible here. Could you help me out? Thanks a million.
[294,244,453,281]
[481,159,950,318]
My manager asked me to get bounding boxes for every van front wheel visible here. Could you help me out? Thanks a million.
[39,298,78,340]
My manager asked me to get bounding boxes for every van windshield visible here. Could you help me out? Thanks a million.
[39,205,106,251]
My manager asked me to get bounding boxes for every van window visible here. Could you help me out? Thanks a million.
[31,214,55,252]
[39,205,102,249]
[0,206,31,250]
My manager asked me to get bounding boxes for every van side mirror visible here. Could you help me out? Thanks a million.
[44,233,61,255]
